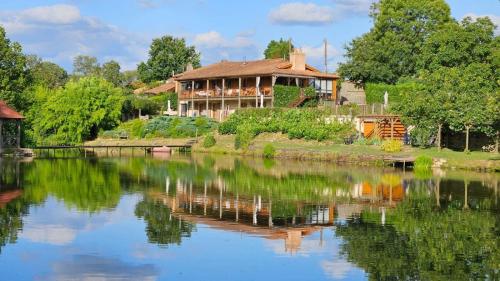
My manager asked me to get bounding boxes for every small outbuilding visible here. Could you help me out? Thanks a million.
[0,101,24,152]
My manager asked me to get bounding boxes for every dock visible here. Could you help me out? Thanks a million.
[31,143,196,158]
[382,155,415,168]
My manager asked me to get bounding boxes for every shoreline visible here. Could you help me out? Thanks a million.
[83,134,499,172]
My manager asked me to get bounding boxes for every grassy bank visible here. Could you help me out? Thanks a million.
[86,133,499,172]
[193,133,499,172]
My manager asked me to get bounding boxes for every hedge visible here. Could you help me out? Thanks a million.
[273,85,316,107]
[365,82,422,104]
[219,108,354,142]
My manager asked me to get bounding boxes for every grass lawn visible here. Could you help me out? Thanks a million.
[194,133,499,171]
[86,133,499,171]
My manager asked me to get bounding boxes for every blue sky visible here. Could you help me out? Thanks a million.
[0,0,498,72]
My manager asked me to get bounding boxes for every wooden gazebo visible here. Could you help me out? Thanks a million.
[0,101,24,153]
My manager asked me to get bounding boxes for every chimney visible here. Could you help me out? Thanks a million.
[289,49,306,71]
[186,62,193,71]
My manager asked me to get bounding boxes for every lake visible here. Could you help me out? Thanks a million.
[0,154,498,281]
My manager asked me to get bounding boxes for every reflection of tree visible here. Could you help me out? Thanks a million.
[0,198,30,254]
[135,198,195,246]
[23,159,121,212]
[337,191,500,280]
[336,220,419,280]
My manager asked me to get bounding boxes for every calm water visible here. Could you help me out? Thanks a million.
[0,154,498,281]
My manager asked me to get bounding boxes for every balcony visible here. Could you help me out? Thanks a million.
[179,87,272,100]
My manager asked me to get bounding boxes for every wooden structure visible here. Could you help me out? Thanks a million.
[174,49,339,121]
[32,143,196,158]
[358,115,406,140]
[0,101,24,154]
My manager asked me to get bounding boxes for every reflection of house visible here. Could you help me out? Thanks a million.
[350,182,405,204]
[174,50,339,120]
[0,190,22,208]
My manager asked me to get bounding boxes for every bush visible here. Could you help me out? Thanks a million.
[381,140,403,152]
[235,124,255,150]
[203,134,216,148]
[219,108,354,143]
[100,116,217,139]
[263,143,276,158]
[273,85,300,107]
[414,155,433,170]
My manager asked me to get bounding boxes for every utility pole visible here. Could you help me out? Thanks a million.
[288,37,292,59]
[324,38,328,73]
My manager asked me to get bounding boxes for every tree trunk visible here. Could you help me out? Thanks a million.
[464,125,471,152]
[495,131,499,154]
[437,124,442,151]
[463,181,469,210]
[435,178,441,207]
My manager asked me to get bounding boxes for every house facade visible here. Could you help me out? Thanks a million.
[173,50,339,120]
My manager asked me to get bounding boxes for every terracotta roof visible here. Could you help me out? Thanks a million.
[0,101,24,119]
[144,79,176,94]
[174,59,339,81]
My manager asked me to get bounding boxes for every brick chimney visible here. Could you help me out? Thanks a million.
[186,62,193,71]
[289,49,306,71]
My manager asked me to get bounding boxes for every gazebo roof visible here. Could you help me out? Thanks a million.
[0,101,24,119]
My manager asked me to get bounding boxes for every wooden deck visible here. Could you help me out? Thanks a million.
[383,156,415,168]
[32,142,196,158]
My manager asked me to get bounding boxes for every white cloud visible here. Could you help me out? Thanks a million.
[0,4,149,71]
[41,255,158,281]
[20,4,81,24]
[20,225,77,246]
[332,0,375,14]
[321,259,355,280]
[463,13,500,34]
[301,44,340,59]
[193,30,259,64]
[269,3,335,26]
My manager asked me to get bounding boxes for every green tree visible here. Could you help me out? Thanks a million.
[338,0,451,83]
[395,17,499,150]
[135,198,195,246]
[101,60,123,86]
[73,55,100,76]
[32,77,124,144]
[26,55,68,89]
[264,38,293,59]
[138,35,200,83]
[0,26,30,111]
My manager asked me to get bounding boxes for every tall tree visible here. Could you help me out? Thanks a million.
[264,38,293,59]
[0,26,30,111]
[73,55,100,76]
[101,60,122,86]
[138,35,200,83]
[26,55,68,89]
[397,17,499,151]
[338,0,452,83]
[33,77,123,145]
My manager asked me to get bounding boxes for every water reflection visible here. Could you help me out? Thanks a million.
[0,155,498,280]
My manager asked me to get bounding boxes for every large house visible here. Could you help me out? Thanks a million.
[173,50,339,120]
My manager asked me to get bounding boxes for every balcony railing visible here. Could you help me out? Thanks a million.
[180,87,272,99]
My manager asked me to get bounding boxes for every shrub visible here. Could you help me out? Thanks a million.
[263,143,276,158]
[414,155,433,170]
[203,134,216,148]
[273,85,300,107]
[381,140,403,152]
[219,108,354,143]
[100,116,217,139]
[235,124,255,150]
